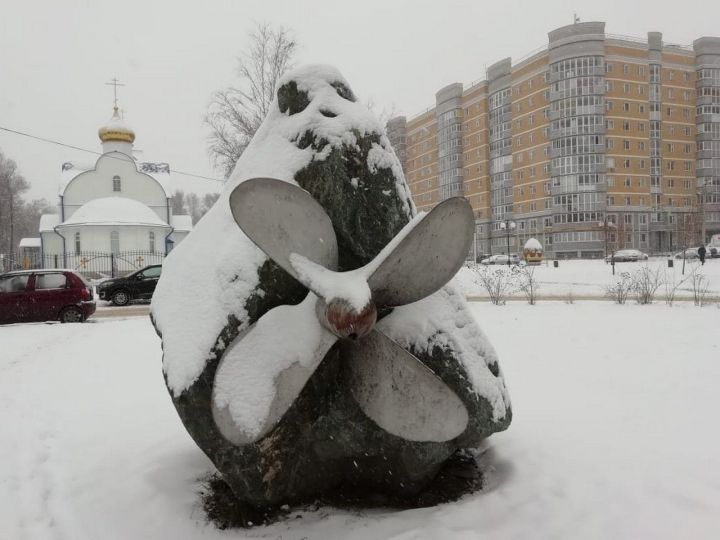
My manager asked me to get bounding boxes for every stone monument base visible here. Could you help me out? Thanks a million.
[201,449,486,529]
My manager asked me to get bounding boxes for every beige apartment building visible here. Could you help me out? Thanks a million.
[387,22,720,259]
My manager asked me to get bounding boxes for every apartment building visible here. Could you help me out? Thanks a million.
[388,22,720,259]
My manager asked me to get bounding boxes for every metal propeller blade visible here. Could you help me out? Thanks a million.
[212,294,338,446]
[229,178,339,291]
[368,197,475,307]
[342,328,469,442]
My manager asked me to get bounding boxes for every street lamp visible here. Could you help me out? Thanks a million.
[499,219,516,266]
[598,216,617,275]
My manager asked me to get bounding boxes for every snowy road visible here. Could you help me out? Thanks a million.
[1,303,719,539]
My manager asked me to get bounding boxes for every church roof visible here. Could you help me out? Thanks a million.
[98,107,135,143]
[39,214,61,232]
[59,197,170,228]
[19,238,42,248]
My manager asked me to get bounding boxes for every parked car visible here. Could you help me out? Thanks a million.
[674,248,699,260]
[705,246,719,259]
[0,269,95,324]
[480,254,521,265]
[605,249,649,263]
[97,264,162,306]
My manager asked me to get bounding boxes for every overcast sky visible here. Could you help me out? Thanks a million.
[2,0,719,201]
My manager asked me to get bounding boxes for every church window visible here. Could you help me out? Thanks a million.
[74,232,81,253]
[149,231,156,252]
[113,175,121,192]
[111,231,119,253]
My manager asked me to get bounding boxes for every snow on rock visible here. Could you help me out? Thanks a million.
[153,64,413,396]
[152,64,510,508]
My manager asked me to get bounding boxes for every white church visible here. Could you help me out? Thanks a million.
[37,105,194,272]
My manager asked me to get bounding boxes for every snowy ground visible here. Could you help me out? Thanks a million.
[1,303,719,539]
[457,257,720,300]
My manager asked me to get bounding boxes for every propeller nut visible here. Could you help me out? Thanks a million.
[324,299,377,340]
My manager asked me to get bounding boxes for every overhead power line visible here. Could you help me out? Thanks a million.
[0,125,224,183]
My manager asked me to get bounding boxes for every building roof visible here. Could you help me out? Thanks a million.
[39,214,61,232]
[19,238,42,248]
[59,197,170,228]
[98,107,135,143]
[170,214,193,232]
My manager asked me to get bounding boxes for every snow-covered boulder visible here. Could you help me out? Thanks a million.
[151,65,511,509]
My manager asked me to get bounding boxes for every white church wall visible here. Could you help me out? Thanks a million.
[62,153,169,222]
[40,231,64,258]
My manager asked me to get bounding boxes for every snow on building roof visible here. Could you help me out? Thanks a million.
[19,238,42,248]
[39,214,61,232]
[170,214,193,231]
[60,197,170,228]
[524,238,543,251]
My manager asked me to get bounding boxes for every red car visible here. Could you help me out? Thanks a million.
[0,269,96,324]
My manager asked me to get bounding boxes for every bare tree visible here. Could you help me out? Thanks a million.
[205,23,297,178]
[517,265,540,305]
[170,190,186,215]
[0,150,31,253]
[674,211,701,275]
[633,266,663,305]
[604,272,633,304]
[202,193,221,213]
[469,264,517,305]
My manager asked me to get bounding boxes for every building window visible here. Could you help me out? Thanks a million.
[74,232,81,253]
[149,231,156,252]
[112,175,121,192]
[111,231,119,253]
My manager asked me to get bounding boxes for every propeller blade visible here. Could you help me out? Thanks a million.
[212,294,338,446]
[343,328,469,442]
[367,197,474,307]
[229,178,339,290]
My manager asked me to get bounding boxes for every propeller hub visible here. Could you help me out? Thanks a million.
[323,298,377,340]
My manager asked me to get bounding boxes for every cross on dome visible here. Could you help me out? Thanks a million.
[98,78,135,144]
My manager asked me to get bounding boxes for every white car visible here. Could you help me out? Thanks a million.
[605,249,649,263]
[480,254,521,265]
[674,248,699,260]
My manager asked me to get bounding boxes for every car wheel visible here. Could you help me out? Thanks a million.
[112,290,130,306]
[60,307,84,323]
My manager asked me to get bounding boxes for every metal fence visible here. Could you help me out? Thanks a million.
[0,250,166,278]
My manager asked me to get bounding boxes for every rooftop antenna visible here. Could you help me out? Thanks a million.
[105,77,125,110]
[573,13,581,24]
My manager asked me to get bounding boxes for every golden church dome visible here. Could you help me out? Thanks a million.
[98,107,135,143]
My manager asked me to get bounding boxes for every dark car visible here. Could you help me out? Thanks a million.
[0,269,96,324]
[97,264,162,306]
